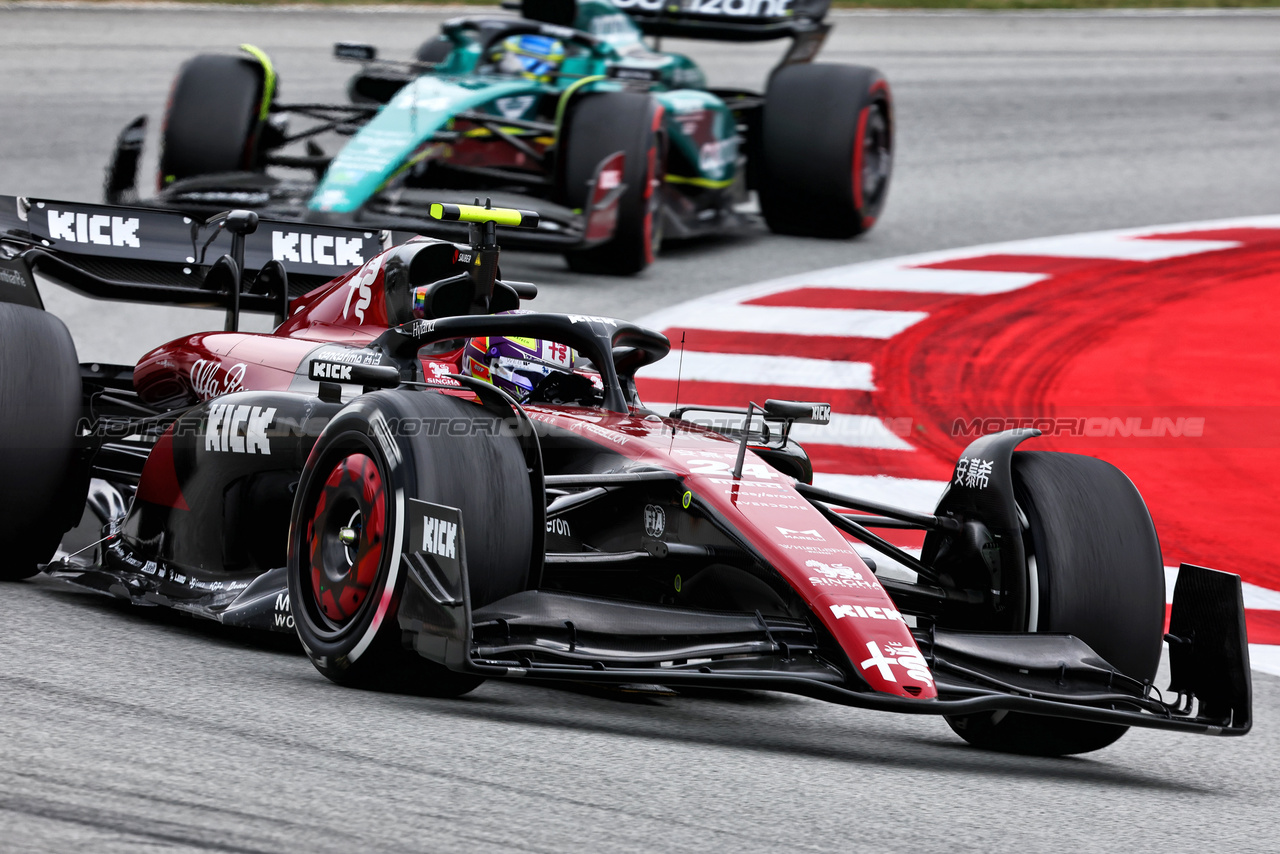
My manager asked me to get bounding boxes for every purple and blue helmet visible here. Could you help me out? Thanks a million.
[462,332,577,402]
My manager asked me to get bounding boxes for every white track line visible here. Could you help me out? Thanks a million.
[651,304,928,338]
[639,352,876,391]
[1248,646,1280,678]
[758,264,1048,295]
[965,233,1238,262]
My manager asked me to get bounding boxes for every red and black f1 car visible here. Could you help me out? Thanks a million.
[0,195,1250,756]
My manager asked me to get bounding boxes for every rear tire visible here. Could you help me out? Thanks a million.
[0,305,86,580]
[946,452,1165,756]
[759,63,892,238]
[559,92,665,276]
[159,53,270,187]
[288,390,534,697]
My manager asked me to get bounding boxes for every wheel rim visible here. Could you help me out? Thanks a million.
[306,451,387,630]
[856,103,891,209]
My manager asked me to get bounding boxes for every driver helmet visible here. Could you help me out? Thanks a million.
[463,331,576,402]
[490,34,566,83]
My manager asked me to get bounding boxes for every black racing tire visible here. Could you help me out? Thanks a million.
[946,452,1166,756]
[288,390,534,697]
[0,304,86,581]
[558,91,665,276]
[159,53,270,187]
[758,63,892,239]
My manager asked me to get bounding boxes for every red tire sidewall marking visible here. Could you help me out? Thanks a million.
[852,105,870,214]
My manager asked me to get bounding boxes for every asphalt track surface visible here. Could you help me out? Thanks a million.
[2,6,1280,852]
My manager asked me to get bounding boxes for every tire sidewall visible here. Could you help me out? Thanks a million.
[560,92,665,274]
[288,390,534,679]
[288,403,411,673]
[0,304,86,578]
[160,54,267,184]
[760,63,892,238]
[944,451,1165,755]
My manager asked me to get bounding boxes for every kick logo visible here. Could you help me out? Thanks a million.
[204,404,276,454]
[47,209,140,248]
[272,231,365,268]
[829,603,903,622]
[421,515,458,560]
[310,361,353,381]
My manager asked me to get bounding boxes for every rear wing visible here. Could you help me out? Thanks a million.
[617,0,830,42]
[0,196,386,328]
[517,0,830,50]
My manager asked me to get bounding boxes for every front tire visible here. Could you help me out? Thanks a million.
[758,63,892,238]
[0,305,87,580]
[559,91,665,276]
[288,390,534,696]
[946,452,1165,756]
[159,53,272,187]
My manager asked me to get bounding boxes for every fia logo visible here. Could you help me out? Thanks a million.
[644,504,666,538]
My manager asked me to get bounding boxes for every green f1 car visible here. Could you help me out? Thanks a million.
[105,0,893,275]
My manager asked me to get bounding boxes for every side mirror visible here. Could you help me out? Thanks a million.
[765,399,831,425]
[334,42,377,62]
